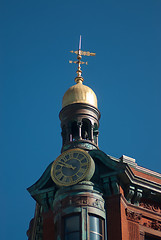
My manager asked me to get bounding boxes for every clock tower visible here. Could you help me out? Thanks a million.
[27,39,161,240]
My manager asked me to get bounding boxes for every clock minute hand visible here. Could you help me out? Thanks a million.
[64,163,76,170]
[59,162,76,170]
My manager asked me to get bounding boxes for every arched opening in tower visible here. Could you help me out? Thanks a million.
[81,119,90,140]
[71,121,79,141]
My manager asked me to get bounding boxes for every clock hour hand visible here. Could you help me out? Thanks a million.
[58,162,76,170]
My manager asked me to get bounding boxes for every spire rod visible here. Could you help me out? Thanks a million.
[79,35,81,50]
[69,36,96,84]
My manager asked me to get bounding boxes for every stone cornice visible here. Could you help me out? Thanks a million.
[123,165,161,193]
[89,149,161,195]
[135,165,161,179]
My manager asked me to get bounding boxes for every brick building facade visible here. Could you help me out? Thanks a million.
[27,44,161,240]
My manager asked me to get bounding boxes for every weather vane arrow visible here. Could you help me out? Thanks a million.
[69,35,96,83]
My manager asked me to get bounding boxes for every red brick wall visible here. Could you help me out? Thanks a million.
[128,221,140,240]
[105,194,143,240]
[43,209,55,240]
[120,198,129,240]
[105,194,122,240]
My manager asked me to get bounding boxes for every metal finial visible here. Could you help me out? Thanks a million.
[69,36,96,84]
[79,35,81,50]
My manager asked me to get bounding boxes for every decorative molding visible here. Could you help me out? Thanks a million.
[120,155,137,167]
[125,209,142,223]
[133,188,143,206]
[126,186,135,203]
[125,186,142,206]
[110,176,119,195]
[101,175,119,196]
[53,195,105,215]
[92,199,104,211]
[136,165,161,179]
[139,201,161,213]
[143,220,161,231]
[101,176,111,196]
[62,140,98,152]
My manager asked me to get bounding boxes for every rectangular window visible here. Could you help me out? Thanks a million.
[64,214,80,240]
[89,215,104,240]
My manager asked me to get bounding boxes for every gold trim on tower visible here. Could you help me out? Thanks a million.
[69,35,96,83]
[62,36,98,109]
[62,82,98,108]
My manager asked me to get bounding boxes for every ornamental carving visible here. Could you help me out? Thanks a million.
[126,209,142,223]
[140,202,161,213]
[53,195,105,215]
[92,199,104,210]
[71,196,88,206]
[143,220,161,231]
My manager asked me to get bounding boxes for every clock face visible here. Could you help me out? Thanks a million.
[51,149,95,186]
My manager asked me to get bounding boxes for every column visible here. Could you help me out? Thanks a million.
[91,125,94,143]
[77,121,82,140]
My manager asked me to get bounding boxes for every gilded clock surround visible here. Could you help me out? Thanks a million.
[51,148,95,187]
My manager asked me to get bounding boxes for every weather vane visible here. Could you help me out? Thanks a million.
[69,35,96,83]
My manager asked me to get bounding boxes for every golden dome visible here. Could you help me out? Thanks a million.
[62,80,98,109]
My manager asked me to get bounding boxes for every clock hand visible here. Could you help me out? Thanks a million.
[58,162,76,170]
[62,163,76,170]
[64,163,76,170]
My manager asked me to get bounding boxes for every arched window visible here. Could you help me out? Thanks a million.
[71,121,79,141]
[82,119,90,140]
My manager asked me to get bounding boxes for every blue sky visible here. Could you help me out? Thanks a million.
[1,0,161,239]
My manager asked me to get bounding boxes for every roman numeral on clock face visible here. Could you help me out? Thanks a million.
[72,175,78,181]
[79,167,86,173]
[81,158,87,163]
[78,154,84,160]
[63,176,71,182]
[81,163,88,167]
[57,172,64,180]
[55,170,61,175]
